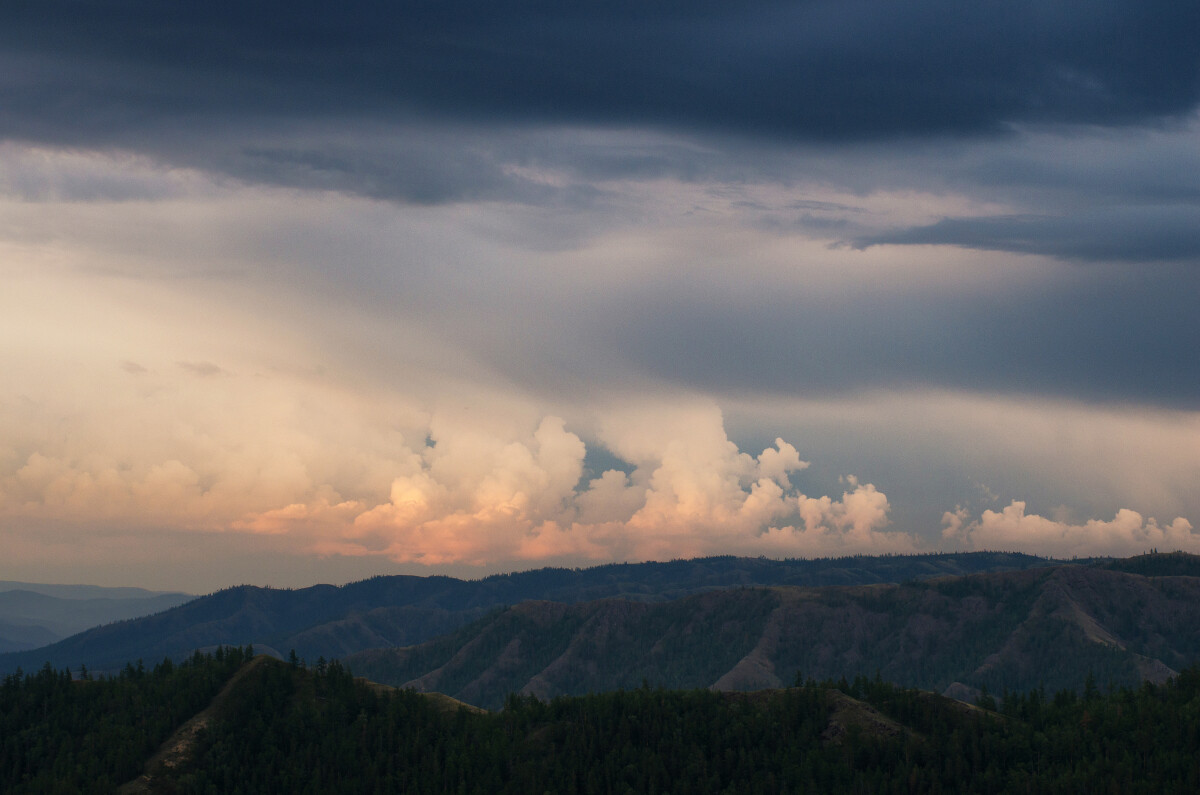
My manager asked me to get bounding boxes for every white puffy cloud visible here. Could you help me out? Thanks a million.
[943,500,1197,557]
[727,389,1200,543]
[330,415,593,564]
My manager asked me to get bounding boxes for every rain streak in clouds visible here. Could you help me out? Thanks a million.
[1,1,1199,588]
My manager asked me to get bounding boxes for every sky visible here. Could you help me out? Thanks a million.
[2,1,1199,592]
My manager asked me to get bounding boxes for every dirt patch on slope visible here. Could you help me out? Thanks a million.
[821,689,908,744]
[118,655,273,794]
[711,592,798,691]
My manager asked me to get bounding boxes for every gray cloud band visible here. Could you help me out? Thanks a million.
[856,209,1200,264]
[2,0,1198,145]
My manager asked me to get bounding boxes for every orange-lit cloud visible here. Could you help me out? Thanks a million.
[234,407,909,565]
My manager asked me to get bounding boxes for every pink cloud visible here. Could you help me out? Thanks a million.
[1,399,915,568]
[282,409,911,565]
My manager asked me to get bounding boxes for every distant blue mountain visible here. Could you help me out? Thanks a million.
[0,581,190,601]
[0,583,194,656]
[0,620,60,654]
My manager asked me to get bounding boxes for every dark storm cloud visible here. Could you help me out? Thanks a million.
[856,207,1200,263]
[3,0,1197,411]
[2,0,1198,148]
[220,136,571,206]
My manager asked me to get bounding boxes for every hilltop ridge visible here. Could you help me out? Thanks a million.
[0,551,1049,675]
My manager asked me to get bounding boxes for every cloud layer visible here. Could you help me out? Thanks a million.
[2,4,1198,588]
[2,377,910,572]
[4,1,1198,147]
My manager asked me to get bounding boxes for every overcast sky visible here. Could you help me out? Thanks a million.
[2,1,1198,591]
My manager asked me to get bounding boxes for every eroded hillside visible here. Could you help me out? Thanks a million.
[348,559,1200,708]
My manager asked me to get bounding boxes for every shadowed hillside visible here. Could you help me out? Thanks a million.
[0,552,1050,674]
[348,561,1200,709]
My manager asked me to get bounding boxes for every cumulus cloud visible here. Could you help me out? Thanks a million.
[0,376,912,569]
[124,404,910,567]
[943,501,1197,558]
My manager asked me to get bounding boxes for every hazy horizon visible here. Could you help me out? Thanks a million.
[5,548,1083,595]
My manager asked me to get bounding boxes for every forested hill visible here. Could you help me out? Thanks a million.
[0,551,1049,675]
[348,558,1200,708]
[7,652,1200,793]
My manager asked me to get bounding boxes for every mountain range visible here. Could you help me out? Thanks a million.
[0,582,193,654]
[0,552,1048,674]
[5,551,1199,710]
[349,556,1200,708]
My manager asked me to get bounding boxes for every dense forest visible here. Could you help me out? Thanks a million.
[5,650,1200,793]
[0,646,253,793]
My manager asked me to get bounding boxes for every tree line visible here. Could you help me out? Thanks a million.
[5,648,1200,793]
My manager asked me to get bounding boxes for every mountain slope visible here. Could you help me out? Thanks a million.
[0,620,59,654]
[347,560,1200,709]
[120,655,277,794]
[0,551,1050,674]
[108,657,1200,794]
[119,658,993,793]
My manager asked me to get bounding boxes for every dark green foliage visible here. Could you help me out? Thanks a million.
[185,660,1200,793]
[1104,551,1200,578]
[8,651,1200,793]
[178,660,843,794]
[0,647,251,793]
